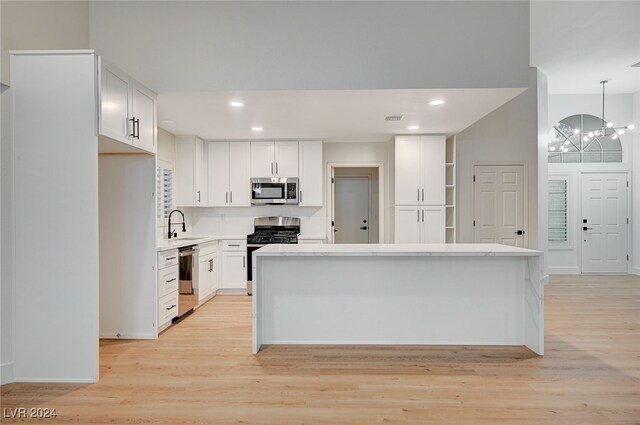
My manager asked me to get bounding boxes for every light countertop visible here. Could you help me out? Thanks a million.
[157,235,247,251]
[253,243,542,257]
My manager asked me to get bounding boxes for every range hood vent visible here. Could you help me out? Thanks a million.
[385,115,404,121]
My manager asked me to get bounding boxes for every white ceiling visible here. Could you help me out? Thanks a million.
[530,1,640,94]
[158,88,524,142]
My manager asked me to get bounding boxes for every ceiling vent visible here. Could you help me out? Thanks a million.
[631,61,640,68]
[385,115,404,122]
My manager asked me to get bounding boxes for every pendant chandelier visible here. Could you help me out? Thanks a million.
[581,80,634,143]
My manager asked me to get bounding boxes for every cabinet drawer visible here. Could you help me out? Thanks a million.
[158,266,179,298]
[158,290,178,327]
[158,249,179,269]
[199,241,218,257]
[222,240,246,251]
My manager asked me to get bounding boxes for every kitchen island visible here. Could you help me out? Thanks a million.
[252,244,545,355]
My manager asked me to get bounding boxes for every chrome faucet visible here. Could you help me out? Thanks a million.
[167,209,186,239]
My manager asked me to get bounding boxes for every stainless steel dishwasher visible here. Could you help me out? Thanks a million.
[177,245,199,318]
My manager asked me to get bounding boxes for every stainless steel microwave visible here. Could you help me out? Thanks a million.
[251,178,299,205]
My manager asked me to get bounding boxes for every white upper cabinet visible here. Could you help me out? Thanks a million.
[99,59,157,154]
[394,135,445,206]
[274,141,299,177]
[131,81,156,153]
[250,141,298,178]
[208,142,251,207]
[176,136,207,207]
[99,63,130,143]
[298,141,323,206]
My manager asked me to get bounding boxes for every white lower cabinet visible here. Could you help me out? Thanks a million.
[157,249,179,330]
[221,240,247,289]
[394,206,445,243]
[198,251,218,302]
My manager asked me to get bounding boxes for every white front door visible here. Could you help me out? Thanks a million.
[473,165,526,247]
[334,176,370,244]
[581,173,628,273]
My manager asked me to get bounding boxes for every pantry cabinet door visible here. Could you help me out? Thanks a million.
[421,135,445,205]
[394,136,423,205]
[394,206,421,243]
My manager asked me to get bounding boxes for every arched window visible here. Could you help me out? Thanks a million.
[549,114,622,163]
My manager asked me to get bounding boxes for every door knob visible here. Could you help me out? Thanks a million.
[360,226,368,230]
[514,230,525,235]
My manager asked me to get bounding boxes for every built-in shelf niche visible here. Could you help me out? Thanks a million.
[445,136,456,243]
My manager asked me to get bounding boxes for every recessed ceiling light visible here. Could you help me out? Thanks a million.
[229,101,244,107]
[408,125,420,130]
[251,127,263,132]
[429,99,445,106]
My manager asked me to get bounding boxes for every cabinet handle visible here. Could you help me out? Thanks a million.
[230,191,233,204]
[422,189,424,202]
[243,256,246,268]
[276,162,279,175]
[228,244,240,247]
[417,189,420,202]
[417,210,419,222]
[226,192,228,204]
[197,190,201,202]
[422,210,424,222]
[271,163,274,175]
[166,304,176,311]
[300,190,302,203]
[134,118,140,139]
[166,256,176,261]
[129,117,136,138]
[209,259,213,272]
[166,278,176,283]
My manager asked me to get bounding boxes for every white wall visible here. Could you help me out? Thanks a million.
[157,128,177,238]
[456,69,542,251]
[89,1,530,92]
[186,141,393,242]
[547,94,635,274]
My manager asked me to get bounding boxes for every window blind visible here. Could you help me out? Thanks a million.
[548,179,567,242]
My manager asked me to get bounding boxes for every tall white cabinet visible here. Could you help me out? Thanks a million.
[10,50,157,383]
[207,141,251,207]
[394,135,446,243]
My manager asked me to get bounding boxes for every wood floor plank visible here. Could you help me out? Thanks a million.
[2,274,639,424]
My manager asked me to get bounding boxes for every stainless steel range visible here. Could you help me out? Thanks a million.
[246,216,300,294]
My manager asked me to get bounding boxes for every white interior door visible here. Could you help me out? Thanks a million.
[581,173,628,273]
[473,165,526,247]
[334,176,370,244]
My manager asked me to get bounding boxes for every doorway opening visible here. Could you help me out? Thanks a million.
[328,163,384,244]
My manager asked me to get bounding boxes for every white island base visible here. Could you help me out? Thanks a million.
[252,244,545,355]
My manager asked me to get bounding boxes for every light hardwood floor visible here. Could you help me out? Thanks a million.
[2,275,639,424]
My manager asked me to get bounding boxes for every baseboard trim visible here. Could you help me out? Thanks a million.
[632,266,640,276]
[548,266,580,275]
[217,288,249,296]
[99,333,156,340]
[1,362,14,385]
[13,377,96,384]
